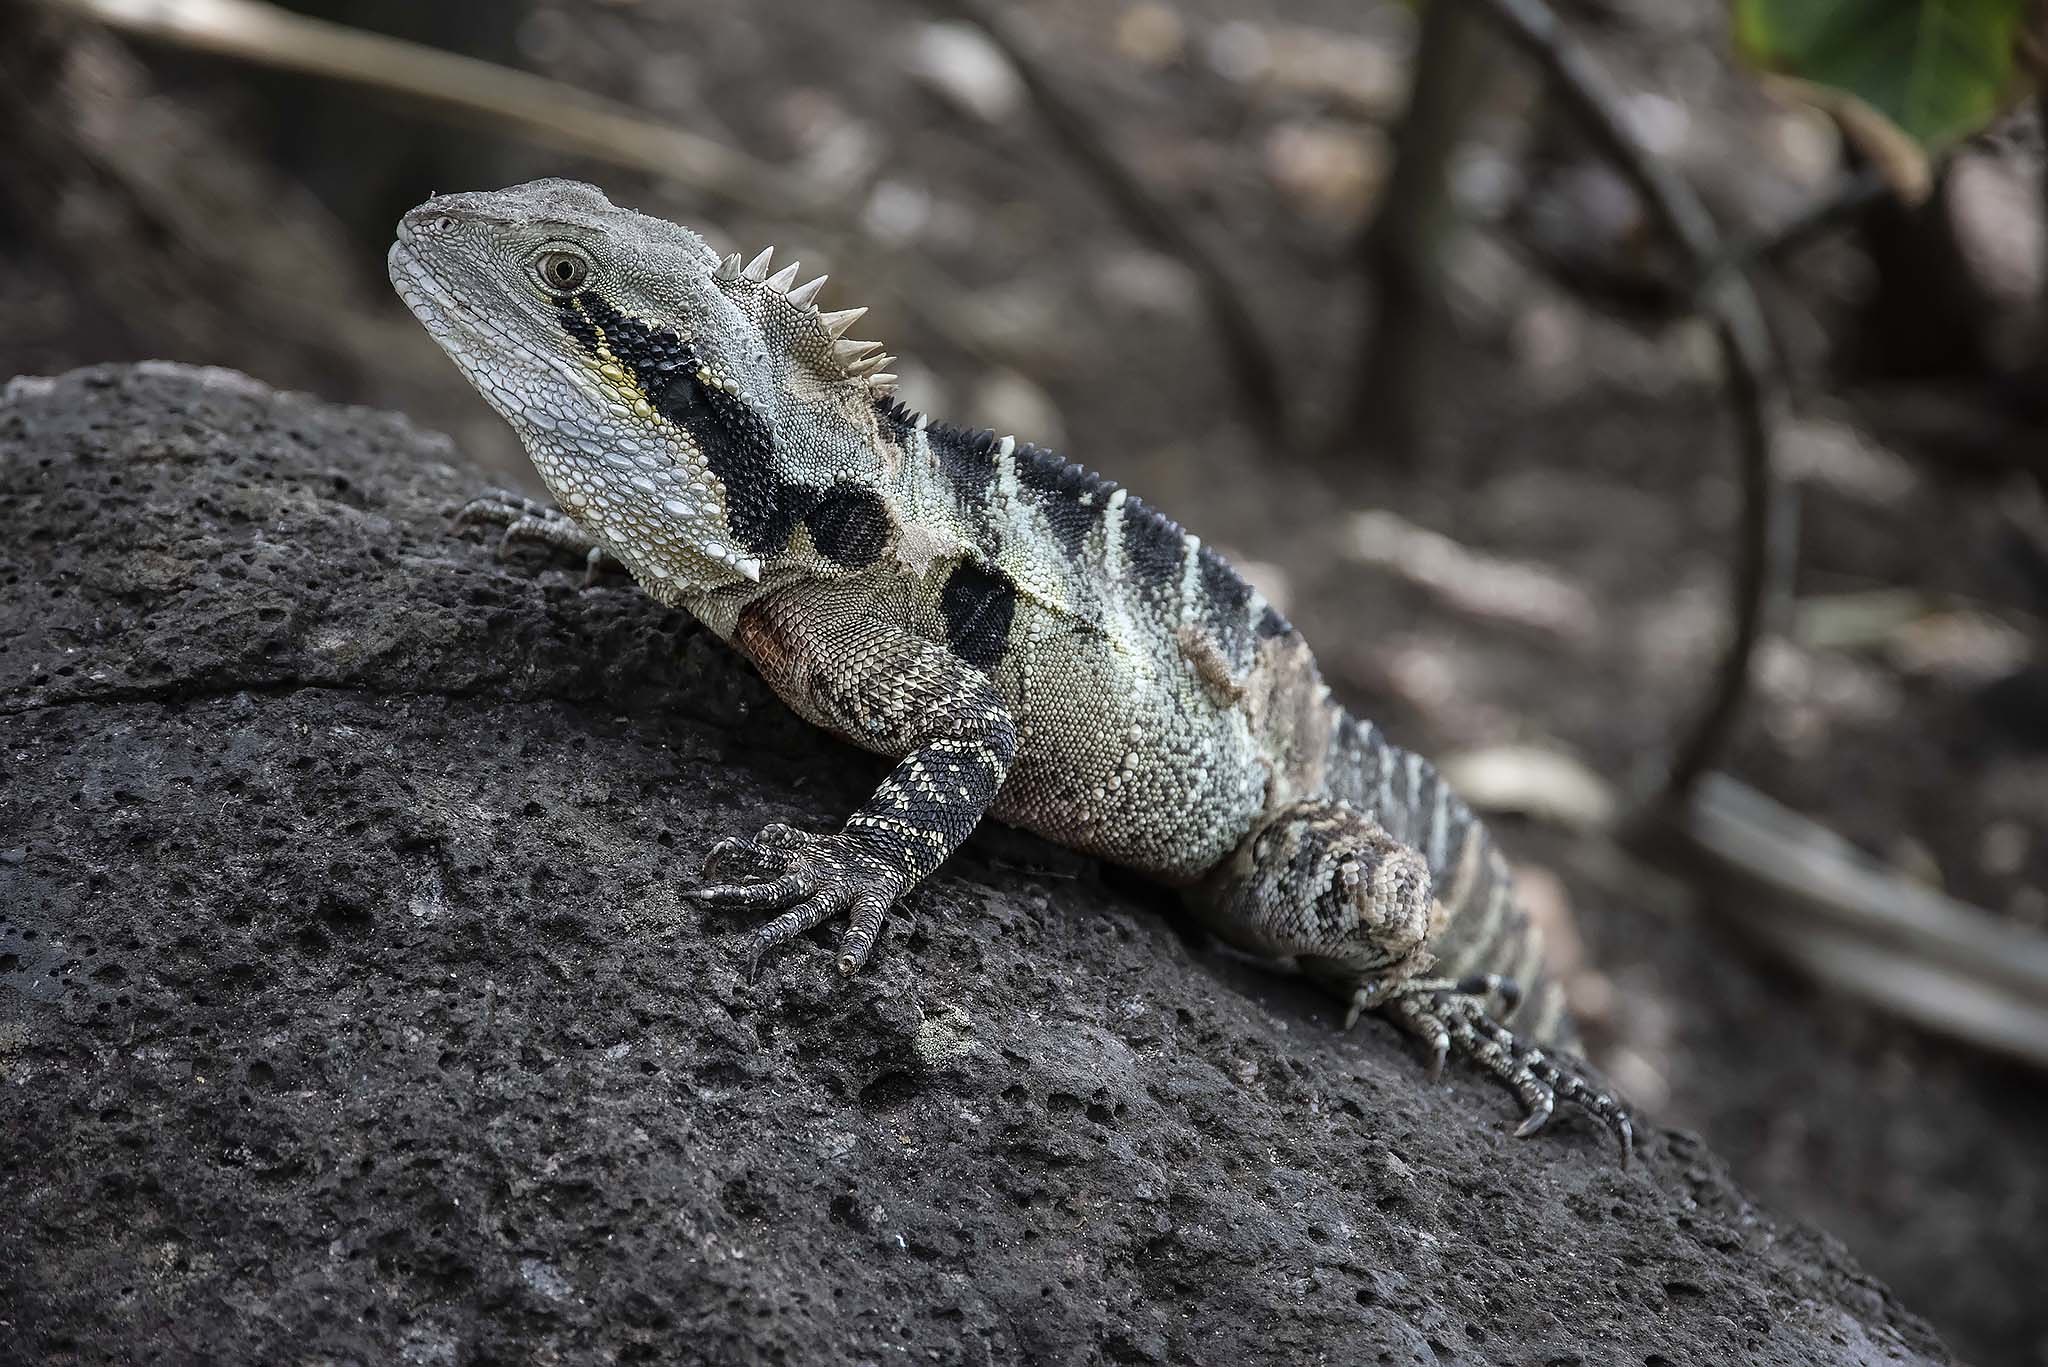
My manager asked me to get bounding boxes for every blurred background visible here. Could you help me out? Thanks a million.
[2,0,2045,1360]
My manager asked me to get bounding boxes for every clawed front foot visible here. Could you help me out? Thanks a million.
[454,489,618,585]
[1367,983,1634,1165]
[689,823,910,977]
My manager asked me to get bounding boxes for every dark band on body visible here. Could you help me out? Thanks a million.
[805,484,893,569]
[939,560,1017,673]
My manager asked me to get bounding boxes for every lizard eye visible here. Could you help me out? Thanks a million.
[532,248,591,295]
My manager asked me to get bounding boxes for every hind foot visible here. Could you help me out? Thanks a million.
[1381,987,1633,1165]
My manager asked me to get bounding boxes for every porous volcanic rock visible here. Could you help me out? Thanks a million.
[0,365,1948,1366]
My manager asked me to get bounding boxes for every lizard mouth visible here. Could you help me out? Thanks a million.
[387,237,483,348]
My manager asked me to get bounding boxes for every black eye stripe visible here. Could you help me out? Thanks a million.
[560,292,817,558]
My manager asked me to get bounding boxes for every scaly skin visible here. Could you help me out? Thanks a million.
[391,178,1631,1162]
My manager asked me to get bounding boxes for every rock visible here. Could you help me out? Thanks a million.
[0,364,1950,1365]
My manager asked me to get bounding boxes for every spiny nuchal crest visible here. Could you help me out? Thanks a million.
[389,178,898,597]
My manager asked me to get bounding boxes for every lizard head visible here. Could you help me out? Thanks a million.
[389,178,896,593]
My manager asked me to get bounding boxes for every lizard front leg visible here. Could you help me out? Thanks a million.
[689,582,1017,976]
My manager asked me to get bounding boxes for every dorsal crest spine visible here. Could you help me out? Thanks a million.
[717,245,897,394]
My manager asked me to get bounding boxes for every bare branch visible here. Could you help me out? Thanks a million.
[1470,0,1795,810]
[1710,165,1892,283]
[1344,509,1600,643]
[1675,775,2048,1069]
[924,0,1292,442]
[1742,916,2048,1070]
[1451,745,2048,1070]
[1346,0,1489,465]
[37,0,830,219]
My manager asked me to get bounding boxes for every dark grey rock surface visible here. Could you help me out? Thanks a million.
[0,364,1950,1366]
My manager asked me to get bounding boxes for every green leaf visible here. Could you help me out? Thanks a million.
[1733,0,2031,150]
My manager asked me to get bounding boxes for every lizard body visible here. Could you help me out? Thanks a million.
[389,178,1630,1159]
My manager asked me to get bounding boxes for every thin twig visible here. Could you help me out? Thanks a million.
[925,0,1292,443]
[1708,165,1891,283]
[1470,0,1794,810]
[38,0,830,219]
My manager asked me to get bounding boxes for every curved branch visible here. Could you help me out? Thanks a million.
[38,0,830,219]
[1712,165,1891,281]
[1471,0,1795,810]
[1347,0,1490,465]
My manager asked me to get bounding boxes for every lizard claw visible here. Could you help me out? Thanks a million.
[1426,1035,1449,1083]
[688,825,909,976]
[454,489,554,527]
[453,487,620,582]
[1513,1086,1556,1138]
[1385,992,1634,1163]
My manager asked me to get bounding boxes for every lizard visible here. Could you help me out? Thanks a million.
[388,177,1632,1163]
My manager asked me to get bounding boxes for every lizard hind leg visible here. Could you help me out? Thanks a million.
[1204,798,1445,994]
[1203,798,1633,1164]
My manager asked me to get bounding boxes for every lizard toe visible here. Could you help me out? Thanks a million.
[836,889,896,975]
[1513,1081,1557,1138]
[741,887,858,980]
[700,833,796,882]
[454,488,606,576]
[691,867,816,910]
[1528,1053,1636,1167]
[453,489,550,527]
